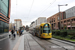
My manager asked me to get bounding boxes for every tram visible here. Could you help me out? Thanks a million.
[34,23,52,39]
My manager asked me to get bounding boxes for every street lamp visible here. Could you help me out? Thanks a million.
[58,4,68,30]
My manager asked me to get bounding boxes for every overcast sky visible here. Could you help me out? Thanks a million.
[10,0,75,26]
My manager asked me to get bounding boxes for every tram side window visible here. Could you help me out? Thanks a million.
[40,26,42,34]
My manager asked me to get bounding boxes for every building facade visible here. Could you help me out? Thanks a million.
[30,17,47,28]
[47,12,64,29]
[14,19,22,30]
[47,6,75,30]
[0,0,11,38]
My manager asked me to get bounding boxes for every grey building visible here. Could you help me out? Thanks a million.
[65,6,75,18]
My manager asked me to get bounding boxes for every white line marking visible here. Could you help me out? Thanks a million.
[51,46,62,48]
[63,46,75,49]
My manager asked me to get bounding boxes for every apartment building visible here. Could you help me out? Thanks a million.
[14,19,22,30]
[36,17,47,25]
[47,6,75,30]
[30,17,47,28]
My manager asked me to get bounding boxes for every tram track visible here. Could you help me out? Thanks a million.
[51,38,75,47]
[30,34,65,50]
[24,33,44,50]
[30,34,75,50]
[47,38,75,50]
[30,35,46,50]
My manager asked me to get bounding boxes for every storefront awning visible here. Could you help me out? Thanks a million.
[67,25,71,27]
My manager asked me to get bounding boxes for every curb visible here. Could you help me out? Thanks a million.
[53,37,75,43]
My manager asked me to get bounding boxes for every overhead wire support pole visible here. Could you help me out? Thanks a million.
[58,5,61,30]
[58,4,68,30]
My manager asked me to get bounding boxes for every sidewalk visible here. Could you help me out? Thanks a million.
[0,31,20,50]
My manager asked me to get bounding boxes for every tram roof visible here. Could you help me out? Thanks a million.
[40,23,51,26]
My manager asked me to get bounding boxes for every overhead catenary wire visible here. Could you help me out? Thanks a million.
[38,0,56,16]
[28,0,34,18]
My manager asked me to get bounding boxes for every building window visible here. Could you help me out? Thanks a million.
[0,21,9,33]
[64,21,66,23]
[54,23,56,27]
[74,18,75,21]
[71,19,73,21]
[50,20,51,23]
[54,18,55,22]
[58,17,59,20]
[67,20,70,22]
[50,21,51,23]
[61,21,63,23]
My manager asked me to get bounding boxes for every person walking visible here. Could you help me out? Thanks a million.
[13,31,16,38]
[17,30,19,35]
[11,30,14,35]
[19,29,21,36]
[21,30,23,35]
[11,30,14,38]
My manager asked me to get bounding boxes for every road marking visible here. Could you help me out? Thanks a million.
[50,46,62,48]
[0,37,8,41]
[63,46,75,49]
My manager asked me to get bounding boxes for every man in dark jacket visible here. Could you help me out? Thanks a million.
[11,30,14,34]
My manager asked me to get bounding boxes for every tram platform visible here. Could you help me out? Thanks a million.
[13,31,44,50]
[13,35,24,50]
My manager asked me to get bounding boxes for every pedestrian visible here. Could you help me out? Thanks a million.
[21,30,23,35]
[17,30,19,35]
[11,30,14,35]
[19,29,21,36]
[13,33,16,38]
[11,30,14,38]
[13,30,16,38]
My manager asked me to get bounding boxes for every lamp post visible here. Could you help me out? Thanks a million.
[58,4,68,30]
